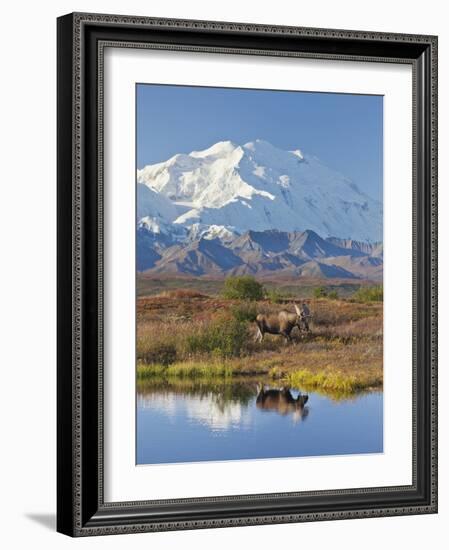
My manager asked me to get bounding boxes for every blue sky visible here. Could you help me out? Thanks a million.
[136,84,383,202]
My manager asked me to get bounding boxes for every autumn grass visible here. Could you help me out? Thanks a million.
[137,360,234,379]
[137,274,366,299]
[352,285,383,303]
[285,368,382,394]
[136,337,382,394]
[136,290,383,395]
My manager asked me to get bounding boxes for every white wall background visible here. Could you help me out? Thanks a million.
[0,1,446,548]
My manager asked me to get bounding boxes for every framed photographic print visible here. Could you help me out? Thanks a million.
[57,12,438,536]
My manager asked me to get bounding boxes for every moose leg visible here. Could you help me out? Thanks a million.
[255,327,264,343]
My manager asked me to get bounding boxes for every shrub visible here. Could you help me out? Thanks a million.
[137,341,177,365]
[222,276,265,301]
[353,285,383,302]
[266,288,285,304]
[230,301,258,322]
[313,286,328,298]
[185,314,249,358]
[313,287,339,300]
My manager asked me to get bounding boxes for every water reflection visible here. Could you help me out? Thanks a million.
[138,378,259,431]
[256,386,309,422]
[138,379,311,426]
[137,377,383,465]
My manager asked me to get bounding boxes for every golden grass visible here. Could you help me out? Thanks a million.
[136,293,383,395]
[286,368,382,394]
[137,360,233,379]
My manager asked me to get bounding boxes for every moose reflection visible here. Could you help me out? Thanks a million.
[256,385,309,422]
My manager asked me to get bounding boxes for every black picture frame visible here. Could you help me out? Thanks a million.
[57,12,438,537]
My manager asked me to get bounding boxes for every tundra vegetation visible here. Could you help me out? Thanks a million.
[222,275,265,301]
[137,276,383,398]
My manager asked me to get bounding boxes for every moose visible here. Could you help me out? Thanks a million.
[254,302,311,344]
[256,386,309,420]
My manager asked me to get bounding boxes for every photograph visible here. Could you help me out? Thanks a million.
[135,83,384,465]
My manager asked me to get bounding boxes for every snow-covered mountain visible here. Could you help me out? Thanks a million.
[137,139,382,242]
[136,140,383,279]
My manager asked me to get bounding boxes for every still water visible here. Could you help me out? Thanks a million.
[137,378,383,465]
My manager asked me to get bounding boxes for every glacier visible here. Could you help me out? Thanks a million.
[137,139,382,243]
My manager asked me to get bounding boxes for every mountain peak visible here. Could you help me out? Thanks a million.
[137,226,382,279]
[243,139,303,158]
[302,229,320,238]
[190,140,240,159]
[244,138,272,148]
[243,139,284,153]
[137,139,382,242]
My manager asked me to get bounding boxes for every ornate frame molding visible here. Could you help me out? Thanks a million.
[57,12,438,537]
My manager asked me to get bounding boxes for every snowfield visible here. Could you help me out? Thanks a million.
[137,139,382,243]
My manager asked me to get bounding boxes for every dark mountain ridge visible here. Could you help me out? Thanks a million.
[137,227,383,280]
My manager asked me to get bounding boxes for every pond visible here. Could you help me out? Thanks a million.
[137,378,383,465]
